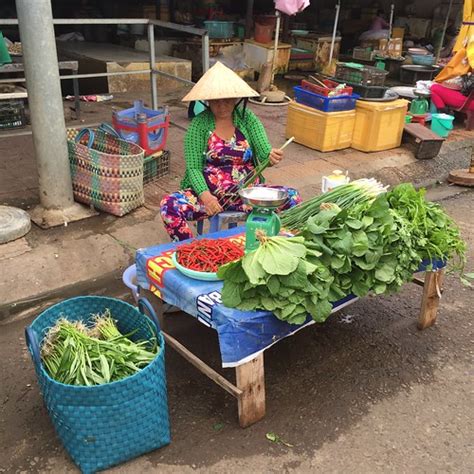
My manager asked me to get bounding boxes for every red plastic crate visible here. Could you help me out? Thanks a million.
[112,100,169,156]
[301,79,353,97]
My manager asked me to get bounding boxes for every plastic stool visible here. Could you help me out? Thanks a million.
[112,100,170,155]
[122,264,181,313]
[409,113,428,126]
[122,264,139,302]
[196,211,247,236]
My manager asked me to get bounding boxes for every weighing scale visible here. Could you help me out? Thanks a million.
[239,187,288,252]
[410,89,430,115]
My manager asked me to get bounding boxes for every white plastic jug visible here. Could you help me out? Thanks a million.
[322,170,350,193]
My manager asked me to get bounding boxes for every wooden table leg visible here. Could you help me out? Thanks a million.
[236,353,266,428]
[418,269,445,330]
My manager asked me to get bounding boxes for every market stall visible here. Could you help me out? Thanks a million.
[135,180,464,428]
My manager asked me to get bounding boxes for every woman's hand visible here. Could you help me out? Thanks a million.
[200,190,223,216]
[269,148,284,166]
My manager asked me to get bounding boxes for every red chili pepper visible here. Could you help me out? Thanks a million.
[176,238,244,273]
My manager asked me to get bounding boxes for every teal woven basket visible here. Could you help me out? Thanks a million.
[25,296,170,474]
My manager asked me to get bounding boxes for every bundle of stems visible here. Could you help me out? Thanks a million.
[41,310,158,386]
[218,137,295,209]
[280,179,388,230]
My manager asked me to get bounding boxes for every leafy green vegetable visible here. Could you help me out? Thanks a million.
[220,235,334,324]
[220,182,466,327]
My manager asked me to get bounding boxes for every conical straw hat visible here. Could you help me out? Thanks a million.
[182,61,259,102]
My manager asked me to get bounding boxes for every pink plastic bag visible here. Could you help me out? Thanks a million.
[275,0,310,16]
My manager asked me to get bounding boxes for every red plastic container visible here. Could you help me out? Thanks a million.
[254,23,273,43]
[301,79,353,97]
[112,100,169,156]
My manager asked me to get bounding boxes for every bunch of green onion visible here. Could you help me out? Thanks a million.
[280,179,388,230]
[40,310,158,386]
[219,160,270,208]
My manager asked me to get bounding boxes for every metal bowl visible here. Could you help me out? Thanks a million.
[239,187,288,208]
[358,89,399,102]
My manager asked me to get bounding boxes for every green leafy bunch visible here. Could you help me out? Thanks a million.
[218,235,334,325]
[386,183,466,272]
[303,196,422,299]
[41,310,158,386]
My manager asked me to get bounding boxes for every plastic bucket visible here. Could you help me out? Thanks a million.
[254,23,274,43]
[431,113,454,138]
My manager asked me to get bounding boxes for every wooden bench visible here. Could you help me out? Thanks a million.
[403,123,445,160]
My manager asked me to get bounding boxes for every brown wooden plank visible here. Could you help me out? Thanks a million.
[418,269,445,330]
[404,123,444,141]
[412,276,425,287]
[163,331,243,399]
[139,290,242,398]
[236,354,266,428]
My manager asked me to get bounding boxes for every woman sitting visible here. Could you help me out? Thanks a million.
[160,62,301,242]
[430,73,474,113]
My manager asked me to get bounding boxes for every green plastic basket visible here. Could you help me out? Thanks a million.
[143,150,170,184]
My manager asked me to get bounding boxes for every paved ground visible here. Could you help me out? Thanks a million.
[0,187,473,473]
[0,89,473,319]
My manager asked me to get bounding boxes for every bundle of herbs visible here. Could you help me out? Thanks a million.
[302,196,420,301]
[386,183,466,272]
[41,309,158,386]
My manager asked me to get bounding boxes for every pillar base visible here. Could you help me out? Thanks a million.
[29,202,98,229]
[448,169,474,187]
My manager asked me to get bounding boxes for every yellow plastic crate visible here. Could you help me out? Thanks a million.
[351,99,409,152]
[286,101,355,152]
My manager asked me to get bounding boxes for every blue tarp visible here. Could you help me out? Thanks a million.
[135,227,358,367]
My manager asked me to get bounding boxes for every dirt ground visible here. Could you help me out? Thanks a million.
[0,187,473,473]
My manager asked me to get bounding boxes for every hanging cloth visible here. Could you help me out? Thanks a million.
[435,0,474,83]
[435,47,471,82]
[453,0,473,53]
[274,0,310,16]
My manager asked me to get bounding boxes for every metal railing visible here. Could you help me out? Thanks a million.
[0,18,208,109]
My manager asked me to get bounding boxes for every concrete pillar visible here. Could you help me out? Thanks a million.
[15,0,95,227]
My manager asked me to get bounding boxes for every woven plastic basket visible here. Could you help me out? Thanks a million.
[67,128,145,217]
[25,296,170,474]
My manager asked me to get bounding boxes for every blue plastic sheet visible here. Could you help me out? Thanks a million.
[135,227,358,368]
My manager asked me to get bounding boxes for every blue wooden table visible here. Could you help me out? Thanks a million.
[135,227,446,427]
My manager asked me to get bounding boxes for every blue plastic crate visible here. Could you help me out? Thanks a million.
[293,86,359,112]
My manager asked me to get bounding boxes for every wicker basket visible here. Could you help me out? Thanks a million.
[25,296,170,474]
[67,128,145,217]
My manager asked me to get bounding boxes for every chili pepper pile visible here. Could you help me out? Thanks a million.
[176,238,245,273]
